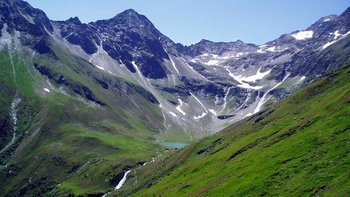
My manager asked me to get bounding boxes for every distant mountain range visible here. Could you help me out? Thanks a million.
[0,0,350,195]
[21,3,350,136]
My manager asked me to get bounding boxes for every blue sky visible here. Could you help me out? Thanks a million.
[26,0,349,45]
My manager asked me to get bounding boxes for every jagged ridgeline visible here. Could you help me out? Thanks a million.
[0,0,350,196]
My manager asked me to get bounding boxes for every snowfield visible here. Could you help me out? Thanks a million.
[292,30,314,40]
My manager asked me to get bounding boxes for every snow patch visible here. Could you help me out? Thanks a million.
[46,79,54,90]
[132,61,143,78]
[254,73,290,113]
[244,113,253,118]
[96,65,105,70]
[225,66,270,90]
[209,109,217,116]
[190,92,209,119]
[167,53,180,75]
[322,31,350,49]
[257,45,267,53]
[297,76,306,84]
[266,46,276,52]
[237,83,262,90]
[236,52,244,57]
[322,41,337,49]
[292,30,314,40]
[43,88,50,93]
[194,112,207,120]
[115,170,132,190]
[333,30,341,39]
[169,112,177,117]
[207,59,220,66]
[219,87,232,114]
[239,68,271,83]
[175,99,186,116]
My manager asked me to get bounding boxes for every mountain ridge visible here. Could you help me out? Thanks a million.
[2,0,350,138]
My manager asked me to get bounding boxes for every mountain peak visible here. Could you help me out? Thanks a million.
[198,39,214,44]
[235,39,244,43]
[67,16,82,25]
[120,8,140,15]
[111,8,144,22]
[98,8,158,32]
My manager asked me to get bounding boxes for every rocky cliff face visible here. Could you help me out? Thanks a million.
[0,0,52,36]
[55,9,174,79]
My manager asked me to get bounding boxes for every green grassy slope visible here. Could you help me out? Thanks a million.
[0,50,17,151]
[0,38,189,196]
[129,64,350,196]
[0,48,42,164]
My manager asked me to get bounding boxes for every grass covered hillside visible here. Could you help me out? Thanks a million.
[119,64,350,196]
[0,37,190,196]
